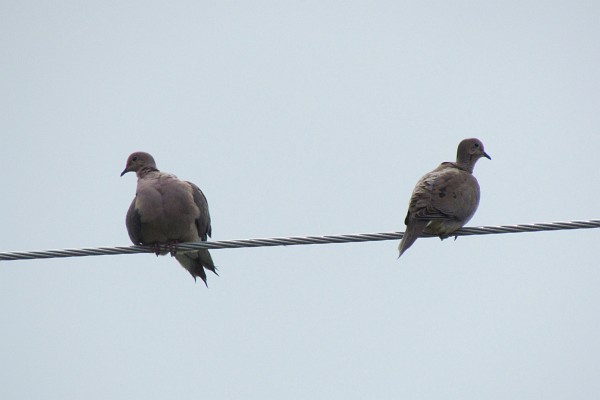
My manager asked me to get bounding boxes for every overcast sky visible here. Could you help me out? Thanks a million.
[2,1,599,399]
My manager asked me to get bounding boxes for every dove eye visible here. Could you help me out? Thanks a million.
[132,156,139,161]
[474,143,479,148]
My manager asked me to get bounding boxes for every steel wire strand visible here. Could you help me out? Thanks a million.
[1,219,599,262]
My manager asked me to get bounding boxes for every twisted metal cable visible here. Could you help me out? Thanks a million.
[1,219,599,262]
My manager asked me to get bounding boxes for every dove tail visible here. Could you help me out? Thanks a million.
[398,220,427,258]
[175,249,218,287]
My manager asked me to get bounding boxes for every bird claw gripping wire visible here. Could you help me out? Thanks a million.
[167,240,179,256]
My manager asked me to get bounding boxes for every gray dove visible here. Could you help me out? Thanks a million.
[121,152,217,286]
[398,138,491,258]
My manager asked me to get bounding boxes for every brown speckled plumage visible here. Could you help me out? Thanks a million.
[398,138,491,258]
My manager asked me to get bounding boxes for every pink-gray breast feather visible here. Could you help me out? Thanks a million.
[122,152,217,286]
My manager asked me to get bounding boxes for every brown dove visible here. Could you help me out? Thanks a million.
[121,152,217,286]
[398,138,491,258]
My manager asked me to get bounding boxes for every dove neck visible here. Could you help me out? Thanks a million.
[454,161,475,174]
[136,167,159,178]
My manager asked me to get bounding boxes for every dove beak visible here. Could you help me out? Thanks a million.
[120,167,129,177]
[483,151,491,160]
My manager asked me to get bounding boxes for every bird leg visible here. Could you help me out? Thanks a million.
[167,240,179,256]
[437,233,459,241]
[151,242,162,256]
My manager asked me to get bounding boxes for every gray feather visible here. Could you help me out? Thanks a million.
[121,151,218,286]
[125,197,143,245]
[188,181,212,240]
[398,138,490,258]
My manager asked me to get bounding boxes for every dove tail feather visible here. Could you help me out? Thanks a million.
[398,220,428,258]
[175,249,218,287]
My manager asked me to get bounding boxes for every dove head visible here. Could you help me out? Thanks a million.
[120,152,158,177]
[456,138,491,173]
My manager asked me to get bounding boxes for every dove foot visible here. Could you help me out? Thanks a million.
[167,240,179,256]
[151,242,162,256]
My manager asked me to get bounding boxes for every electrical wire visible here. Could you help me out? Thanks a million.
[1,219,598,262]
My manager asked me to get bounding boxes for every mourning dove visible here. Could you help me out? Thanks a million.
[398,138,491,258]
[121,152,217,286]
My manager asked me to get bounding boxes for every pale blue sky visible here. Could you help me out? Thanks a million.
[1,1,599,399]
